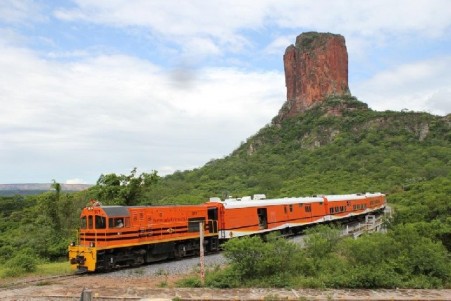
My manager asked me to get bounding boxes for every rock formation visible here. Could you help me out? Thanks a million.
[277,32,350,120]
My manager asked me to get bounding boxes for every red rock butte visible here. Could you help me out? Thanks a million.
[278,32,350,120]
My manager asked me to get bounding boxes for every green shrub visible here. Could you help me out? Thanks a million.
[6,250,38,273]
[205,267,241,288]
[176,276,203,288]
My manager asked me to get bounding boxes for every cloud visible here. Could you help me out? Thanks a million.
[0,41,284,183]
[353,56,451,115]
[52,0,451,57]
[264,36,292,55]
[1,0,450,183]
[271,1,451,37]
[65,178,87,184]
[53,0,267,57]
[0,0,45,24]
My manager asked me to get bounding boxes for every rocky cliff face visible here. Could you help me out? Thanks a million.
[277,32,350,121]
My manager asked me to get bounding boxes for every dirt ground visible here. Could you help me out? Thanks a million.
[1,274,450,300]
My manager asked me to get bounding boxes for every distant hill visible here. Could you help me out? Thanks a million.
[0,183,92,196]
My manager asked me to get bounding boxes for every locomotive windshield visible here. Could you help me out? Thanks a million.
[80,216,87,229]
[80,215,107,229]
[95,215,106,229]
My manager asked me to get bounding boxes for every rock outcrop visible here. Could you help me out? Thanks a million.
[277,32,350,121]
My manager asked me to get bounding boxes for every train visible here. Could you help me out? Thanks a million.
[69,192,386,272]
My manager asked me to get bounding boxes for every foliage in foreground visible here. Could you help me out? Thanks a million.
[199,225,450,289]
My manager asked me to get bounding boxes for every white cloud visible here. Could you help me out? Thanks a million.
[427,89,451,115]
[65,178,87,184]
[1,0,451,183]
[353,56,451,115]
[264,36,292,55]
[0,41,284,183]
[271,0,451,38]
[53,0,268,56]
[52,0,451,57]
[0,0,45,23]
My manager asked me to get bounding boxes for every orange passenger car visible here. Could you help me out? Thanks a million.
[210,196,327,238]
[209,192,386,238]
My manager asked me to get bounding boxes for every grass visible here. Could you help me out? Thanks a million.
[35,261,72,276]
[0,261,72,280]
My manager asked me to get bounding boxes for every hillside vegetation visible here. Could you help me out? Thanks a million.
[143,95,450,203]
[0,96,449,287]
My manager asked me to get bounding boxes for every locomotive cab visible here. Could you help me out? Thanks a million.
[77,205,130,247]
[69,203,131,272]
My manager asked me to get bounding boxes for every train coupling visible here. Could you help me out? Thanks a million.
[70,255,86,265]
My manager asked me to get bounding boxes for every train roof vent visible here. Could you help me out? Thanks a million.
[209,197,222,202]
[227,198,238,202]
[253,194,266,200]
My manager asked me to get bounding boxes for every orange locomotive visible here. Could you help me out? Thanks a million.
[69,203,221,272]
[69,193,386,272]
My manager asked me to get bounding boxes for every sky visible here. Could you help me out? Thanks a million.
[1,0,450,184]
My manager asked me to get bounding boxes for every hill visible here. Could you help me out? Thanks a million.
[0,183,92,196]
[143,95,450,204]
[139,32,449,204]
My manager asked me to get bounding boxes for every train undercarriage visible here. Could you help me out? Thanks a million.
[75,236,220,273]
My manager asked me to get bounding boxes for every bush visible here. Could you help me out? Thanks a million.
[176,276,203,288]
[222,233,302,283]
[6,250,38,273]
[205,267,241,288]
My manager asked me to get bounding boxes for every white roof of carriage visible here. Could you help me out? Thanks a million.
[209,193,383,209]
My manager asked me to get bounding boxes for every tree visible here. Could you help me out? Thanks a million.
[304,224,341,258]
[94,168,159,205]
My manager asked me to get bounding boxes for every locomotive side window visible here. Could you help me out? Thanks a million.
[95,215,106,229]
[305,205,311,213]
[108,218,127,228]
[188,217,206,232]
[80,216,87,229]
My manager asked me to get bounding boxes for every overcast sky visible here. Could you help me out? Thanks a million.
[1,0,450,184]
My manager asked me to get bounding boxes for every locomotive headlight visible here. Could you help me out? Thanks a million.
[70,241,75,247]
[90,242,95,248]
